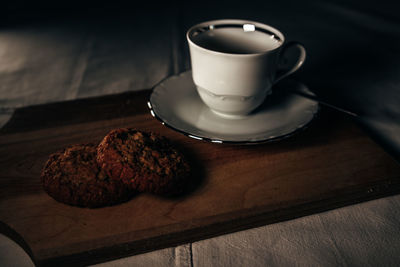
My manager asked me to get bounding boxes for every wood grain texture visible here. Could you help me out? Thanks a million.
[0,90,400,266]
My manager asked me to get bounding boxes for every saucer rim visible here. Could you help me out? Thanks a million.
[148,71,319,145]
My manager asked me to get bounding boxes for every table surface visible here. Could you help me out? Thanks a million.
[1,1,400,266]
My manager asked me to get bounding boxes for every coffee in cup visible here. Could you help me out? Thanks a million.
[187,19,306,118]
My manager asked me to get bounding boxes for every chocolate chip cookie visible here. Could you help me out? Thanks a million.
[41,143,135,208]
[97,129,191,196]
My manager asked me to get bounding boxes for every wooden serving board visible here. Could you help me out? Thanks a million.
[1,90,400,266]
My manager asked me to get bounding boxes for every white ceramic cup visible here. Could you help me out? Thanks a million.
[187,19,306,118]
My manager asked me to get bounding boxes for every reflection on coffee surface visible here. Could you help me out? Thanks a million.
[191,26,282,54]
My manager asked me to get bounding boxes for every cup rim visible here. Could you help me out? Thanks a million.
[186,19,285,57]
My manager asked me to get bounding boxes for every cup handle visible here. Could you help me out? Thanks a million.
[274,41,306,84]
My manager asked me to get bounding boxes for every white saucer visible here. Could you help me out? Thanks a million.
[148,71,318,144]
